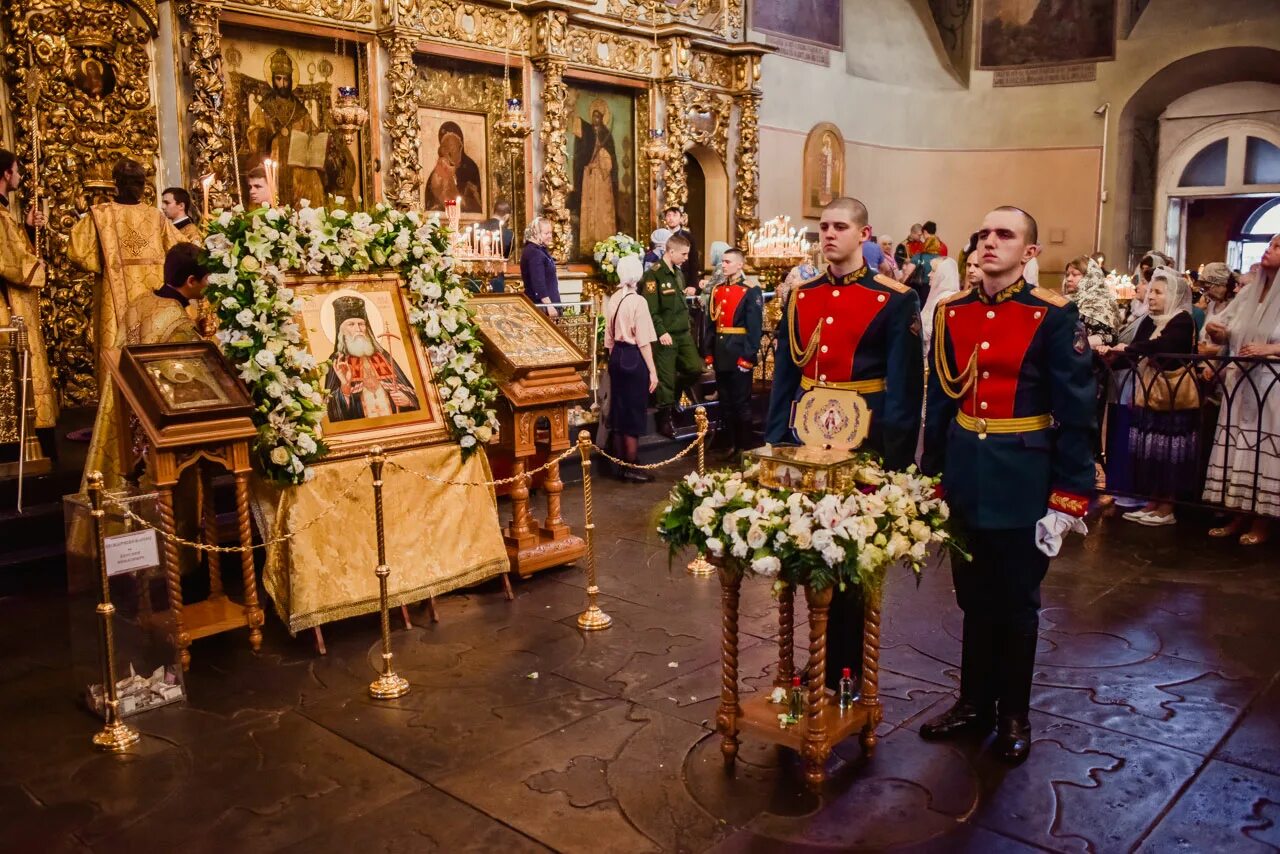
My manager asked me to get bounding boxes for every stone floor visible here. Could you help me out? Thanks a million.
[2,466,1279,853]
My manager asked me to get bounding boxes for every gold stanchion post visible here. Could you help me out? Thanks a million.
[88,471,141,752]
[687,406,715,577]
[576,430,612,630]
[367,447,410,700]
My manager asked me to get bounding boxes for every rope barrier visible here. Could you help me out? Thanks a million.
[97,426,707,555]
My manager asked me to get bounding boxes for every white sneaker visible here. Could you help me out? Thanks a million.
[1139,513,1176,527]
[1122,509,1154,523]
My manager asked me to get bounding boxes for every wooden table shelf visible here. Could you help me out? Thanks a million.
[715,565,883,788]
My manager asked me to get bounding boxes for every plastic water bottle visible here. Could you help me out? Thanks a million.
[839,667,856,711]
[788,676,803,719]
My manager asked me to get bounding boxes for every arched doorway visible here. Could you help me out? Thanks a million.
[1114,47,1280,270]
[1155,118,1280,267]
[683,144,730,272]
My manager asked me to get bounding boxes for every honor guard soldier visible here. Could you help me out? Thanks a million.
[920,206,1095,764]
[764,196,924,692]
[642,231,704,436]
[705,248,763,459]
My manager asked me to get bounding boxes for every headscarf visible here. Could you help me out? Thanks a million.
[1070,259,1122,334]
[616,254,644,291]
[921,257,960,347]
[708,241,731,269]
[1023,256,1039,286]
[1225,236,1280,353]
[1147,266,1193,336]
[922,235,942,255]
[650,228,672,252]
[1129,250,1173,321]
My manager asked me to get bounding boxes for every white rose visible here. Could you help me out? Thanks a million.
[820,544,846,567]
[746,525,767,549]
[706,537,725,557]
[731,539,749,559]
[886,532,911,559]
[235,308,255,326]
[269,446,290,466]
[810,528,834,552]
[751,556,781,577]
[793,529,812,549]
[255,349,277,368]
[909,541,927,562]
[909,520,932,544]
[691,503,715,528]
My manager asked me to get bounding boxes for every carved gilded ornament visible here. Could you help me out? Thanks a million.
[229,0,372,24]
[179,0,234,209]
[689,51,734,90]
[530,10,569,59]
[733,90,761,248]
[562,25,653,77]
[636,87,653,232]
[686,88,731,160]
[380,32,422,210]
[3,0,162,404]
[400,0,528,51]
[661,79,691,210]
[534,58,572,262]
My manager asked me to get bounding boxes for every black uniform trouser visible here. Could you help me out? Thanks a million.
[715,367,753,450]
[951,524,1050,719]
[825,584,864,691]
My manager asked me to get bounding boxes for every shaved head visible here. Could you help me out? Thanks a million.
[822,196,869,228]
[992,205,1039,246]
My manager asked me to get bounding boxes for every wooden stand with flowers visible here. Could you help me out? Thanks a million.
[714,559,882,788]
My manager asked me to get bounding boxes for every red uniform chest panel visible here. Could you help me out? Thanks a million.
[715,284,746,329]
[946,300,1046,418]
[796,283,888,381]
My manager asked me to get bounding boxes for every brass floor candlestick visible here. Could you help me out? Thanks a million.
[367,447,410,700]
[88,472,141,752]
[576,431,612,631]
[687,406,715,578]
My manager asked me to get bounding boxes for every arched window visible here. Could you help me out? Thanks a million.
[1232,197,1280,270]
[1179,138,1228,187]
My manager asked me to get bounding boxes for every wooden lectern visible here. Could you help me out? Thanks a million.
[109,341,264,669]
[469,294,589,577]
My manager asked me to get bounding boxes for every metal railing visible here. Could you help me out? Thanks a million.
[1096,352,1280,515]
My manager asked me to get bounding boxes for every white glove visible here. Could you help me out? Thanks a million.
[1034,509,1088,557]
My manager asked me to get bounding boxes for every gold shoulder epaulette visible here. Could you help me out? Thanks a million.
[874,273,910,294]
[1031,286,1069,308]
[937,289,968,306]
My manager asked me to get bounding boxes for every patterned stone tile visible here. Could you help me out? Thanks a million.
[970,712,1202,852]
[1215,676,1280,777]
[278,785,551,853]
[436,703,731,853]
[1137,760,1280,853]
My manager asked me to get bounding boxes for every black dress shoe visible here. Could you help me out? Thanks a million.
[919,699,995,741]
[622,469,655,484]
[991,715,1031,764]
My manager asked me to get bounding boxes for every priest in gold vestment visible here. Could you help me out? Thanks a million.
[67,159,188,382]
[0,150,58,428]
[81,243,208,493]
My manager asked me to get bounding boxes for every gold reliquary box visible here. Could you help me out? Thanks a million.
[742,444,866,494]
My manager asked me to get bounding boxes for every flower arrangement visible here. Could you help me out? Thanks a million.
[203,201,499,485]
[592,233,644,286]
[657,462,953,592]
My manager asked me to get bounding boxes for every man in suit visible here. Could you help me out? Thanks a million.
[920,205,1095,764]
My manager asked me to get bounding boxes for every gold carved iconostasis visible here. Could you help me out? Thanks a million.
[0,0,766,409]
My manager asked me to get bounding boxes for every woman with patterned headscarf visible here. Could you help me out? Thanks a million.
[1099,267,1199,526]
[1068,257,1122,347]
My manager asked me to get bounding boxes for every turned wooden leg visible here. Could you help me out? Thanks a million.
[234,472,263,652]
[859,586,884,758]
[313,626,327,656]
[776,584,795,687]
[202,469,224,600]
[541,458,569,537]
[157,485,190,670]
[715,564,743,767]
[803,584,835,789]
[506,458,535,540]
[400,605,412,630]
[502,573,515,601]
[425,596,439,623]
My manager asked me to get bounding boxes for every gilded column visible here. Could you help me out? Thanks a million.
[380,31,421,210]
[534,57,571,262]
[179,0,234,210]
[662,79,691,211]
[733,90,761,249]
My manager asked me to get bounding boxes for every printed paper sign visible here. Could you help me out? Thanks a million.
[104,530,160,577]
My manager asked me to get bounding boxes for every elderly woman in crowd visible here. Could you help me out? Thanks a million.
[920,256,961,352]
[1202,233,1280,545]
[1197,262,1236,348]
[878,235,899,278]
[644,228,672,269]
[520,216,560,317]
[1099,267,1200,526]
[603,254,659,483]
[899,234,943,304]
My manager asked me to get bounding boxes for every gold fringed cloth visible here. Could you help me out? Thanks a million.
[252,444,510,635]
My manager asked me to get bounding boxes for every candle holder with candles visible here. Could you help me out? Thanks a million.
[448,204,507,281]
[745,215,809,290]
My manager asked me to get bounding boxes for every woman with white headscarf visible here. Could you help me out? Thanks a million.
[920,256,960,351]
[1099,266,1199,526]
[1202,233,1280,544]
[603,254,659,483]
